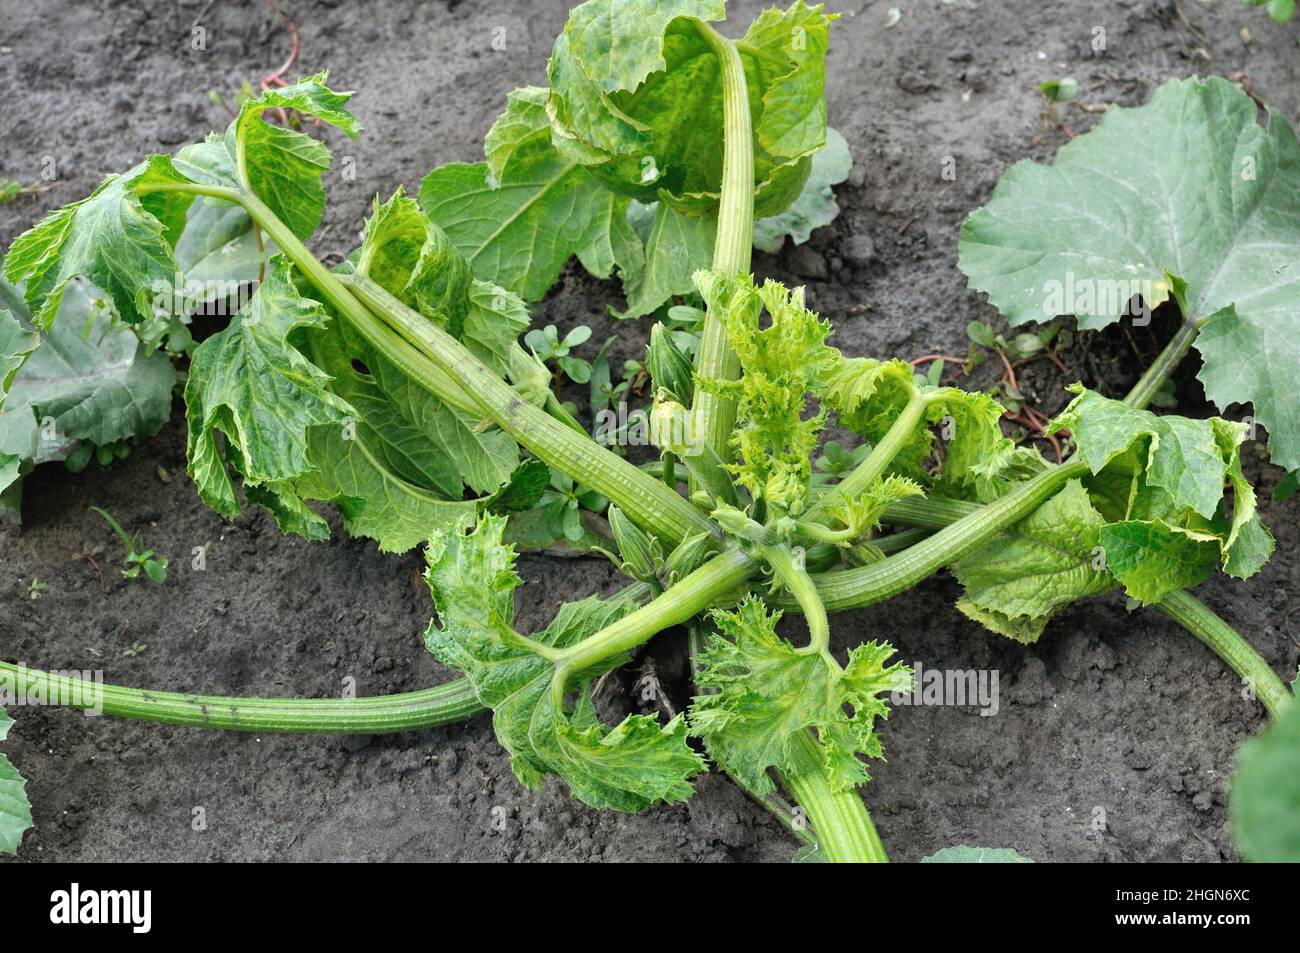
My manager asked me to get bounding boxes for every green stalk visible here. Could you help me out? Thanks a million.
[551,547,756,708]
[342,271,718,548]
[759,543,832,661]
[781,729,888,862]
[806,459,1089,611]
[1154,590,1292,718]
[0,661,481,733]
[1123,318,1201,411]
[805,386,927,524]
[689,21,754,467]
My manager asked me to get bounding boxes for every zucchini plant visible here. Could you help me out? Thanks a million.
[1,0,1296,862]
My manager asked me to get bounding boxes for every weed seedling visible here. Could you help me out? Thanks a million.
[90,507,168,583]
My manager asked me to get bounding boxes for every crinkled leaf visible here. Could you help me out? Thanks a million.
[1049,385,1273,600]
[960,76,1300,471]
[0,707,32,856]
[953,479,1115,643]
[1098,520,1221,604]
[695,271,833,512]
[424,515,704,810]
[753,127,851,253]
[691,597,911,794]
[4,155,194,328]
[1230,693,1300,862]
[184,258,353,519]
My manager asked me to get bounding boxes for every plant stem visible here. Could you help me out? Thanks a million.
[0,661,482,733]
[781,729,888,862]
[689,21,754,469]
[806,386,927,524]
[342,271,718,548]
[760,543,832,659]
[805,459,1091,611]
[550,547,756,708]
[1154,590,1293,718]
[1123,319,1201,410]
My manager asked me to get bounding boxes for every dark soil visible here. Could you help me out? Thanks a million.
[1,0,1297,862]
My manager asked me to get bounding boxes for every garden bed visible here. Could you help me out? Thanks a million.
[1,0,1297,861]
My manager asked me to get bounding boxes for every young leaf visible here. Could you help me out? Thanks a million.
[1230,693,1300,862]
[691,597,912,794]
[952,479,1115,643]
[695,271,834,512]
[0,706,32,856]
[424,515,704,811]
[960,76,1300,471]
[225,72,360,240]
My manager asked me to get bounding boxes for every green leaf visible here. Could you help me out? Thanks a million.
[290,323,496,553]
[0,279,174,521]
[691,597,911,794]
[357,188,528,373]
[1048,385,1273,600]
[753,127,852,253]
[226,72,361,240]
[0,707,33,856]
[1098,519,1220,604]
[485,460,552,513]
[420,87,638,303]
[1231,693,1300,862]
[921,846,1034,863]
[4,155,194,328]
[695,272,833,512]
[960,76,1300,471]
[953,480,1116,643]
[184,257,354,521]
[0,306,39,403]
[548,0,832,217]
[424,515,704,810]
[618,202,716,317]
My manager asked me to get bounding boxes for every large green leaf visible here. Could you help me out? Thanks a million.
[420,87,640,303]
[424,515,705,811]
[0,707,32,856]
[690,597,911,794]
[960,76,1300,471]
[1231,694,1300,862]
[548,0,830,215]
